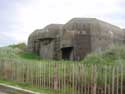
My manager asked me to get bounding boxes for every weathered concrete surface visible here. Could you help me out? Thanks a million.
[28,18,125,60]
[0,83,41,94]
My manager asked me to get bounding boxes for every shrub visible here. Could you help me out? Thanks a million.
[83,44,125,65]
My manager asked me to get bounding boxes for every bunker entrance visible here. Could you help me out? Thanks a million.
[61,47,73,60]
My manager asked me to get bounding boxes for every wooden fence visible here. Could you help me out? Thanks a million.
[0,61,124,94]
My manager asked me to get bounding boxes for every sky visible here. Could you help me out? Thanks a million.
[0,0,125,47]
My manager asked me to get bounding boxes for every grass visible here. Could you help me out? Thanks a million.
[0,79,79,94]
[83,44,125,65]
[18,51,40,60]
[2,43,125,66]
[8,43,26,50]
[0,47,40,61]
[0,44,125,93]
[0,79,58,94]
[1,43,125,65]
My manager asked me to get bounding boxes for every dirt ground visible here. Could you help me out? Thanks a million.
[0,89,8,94]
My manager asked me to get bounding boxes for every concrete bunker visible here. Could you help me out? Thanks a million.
[28,18,125,61]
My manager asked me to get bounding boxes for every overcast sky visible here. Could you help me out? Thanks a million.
[0,0,125,47]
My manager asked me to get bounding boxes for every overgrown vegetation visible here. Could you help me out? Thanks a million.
[0,44,125,93]
[0,43,40,61]
[83,45,125,65]
[8,43,26,50]
[1,43,125,65]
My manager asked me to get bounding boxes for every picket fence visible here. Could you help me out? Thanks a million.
[0,61,124,94]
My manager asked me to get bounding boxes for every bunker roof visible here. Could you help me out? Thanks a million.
[63,18,96,31]
[37,24,63,39]
[28,29,42,41]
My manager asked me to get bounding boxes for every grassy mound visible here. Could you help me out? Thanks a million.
[0,46,40,61]
[83,45,125,65]
[8,43,26,50]
[0,47,20,59]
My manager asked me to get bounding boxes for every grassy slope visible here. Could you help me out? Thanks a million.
[0,44,125,93]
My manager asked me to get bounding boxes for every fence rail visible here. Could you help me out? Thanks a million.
[0,61,124,94]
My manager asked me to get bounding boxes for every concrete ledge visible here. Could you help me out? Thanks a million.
[0,83,41,94]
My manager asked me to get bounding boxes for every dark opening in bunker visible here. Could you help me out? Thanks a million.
[61,47,73,60]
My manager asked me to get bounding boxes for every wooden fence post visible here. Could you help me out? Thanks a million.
[104,65,107,94]
[54,63,58,90]
[93,64,97,94]
[112,66,115,94]
[120,64,123,94]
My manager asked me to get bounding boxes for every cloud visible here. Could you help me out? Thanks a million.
[16,0,125,28]
[0,0,125,47]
